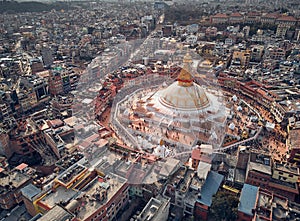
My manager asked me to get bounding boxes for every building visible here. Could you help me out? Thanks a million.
[287,123,300,164]
[276,24,290,39]
[261,13,280,24]
[74,173,129,221]
[21,183,42,216]
[238,184,258,221]
[205,27,217,38]
[232,50,251,67]
[0,169,32,209]
[19,75,49,108]
[114,53,228,155]
[238,184,289,221]
[245,12,261,24]
[162,25,173,37]
[229,12,244,24]
[251,45,264,62]
[48,71,63,96]
[245,151,299,201]
[34,205,76,221]
[136,195,170,221]
[276,16,298,26]
[210,13,229,24]
[245,151,271,188]
[242,26,250,38]
[191,144,213,169]
[41,46,53,67]
[0,131,11,158]
[194,171,224,220]
[265,46,285,60]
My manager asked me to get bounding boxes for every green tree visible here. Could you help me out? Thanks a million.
[209,191,239,221]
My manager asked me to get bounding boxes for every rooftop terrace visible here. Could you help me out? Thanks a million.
[76,173,127,220]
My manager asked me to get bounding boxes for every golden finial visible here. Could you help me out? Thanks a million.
[177,52,193,87]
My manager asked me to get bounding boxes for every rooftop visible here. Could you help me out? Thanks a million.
[76,173,127,220]
[197,171,224,207]
[21,183,42,201]
[0,170,31,194]
[55,152,85,170]
[238,184,258,216]
[248,161,272,176]
[56,163,87,186]
[37,205,75,221]
[137,196,170,221]
[39,185,77,209]
[159,158,181,178]
[274,162,299,175]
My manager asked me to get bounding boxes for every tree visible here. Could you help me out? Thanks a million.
[208,191,239,221]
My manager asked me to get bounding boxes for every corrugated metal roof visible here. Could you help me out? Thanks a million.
[197,171,224,207]
[21,183,41,201]
[238,184,258,216]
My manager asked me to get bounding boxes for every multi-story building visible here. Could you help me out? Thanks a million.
[276,16,298,26]
[191,145,213,169]
[41,46,53,67]
[276,24,290,39]
[162,25,173,37]
[136,195,170,221]
[238,184,289,221]
[232,50,251,67]
[245,151,272,189]
[0,131,11,158]
[242,26,250,38]
[194,171,224,220]
[238,184,258,221]
[269,162,299,201]
[21,183,42,216]
[30,58,44,74]
[229,12,244,24]
[287,124,300,164]
[74,173,129,221]
[28,163,129,221]
[245,12,261,24]
[251,45,264,62]
[31,205,76,221]
[245,151,299,201]
[205,27,217,38]
[265,46,285,60]
[19,75,49,106]
[48,71,63,96]
[0,169,32,209]
[61,71,71,93]
[261,13,280,25]
[210,13,229,24]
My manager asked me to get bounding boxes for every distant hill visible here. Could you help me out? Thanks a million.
[0,1,69,13]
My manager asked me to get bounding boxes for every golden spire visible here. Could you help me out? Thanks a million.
[177,53,193,87]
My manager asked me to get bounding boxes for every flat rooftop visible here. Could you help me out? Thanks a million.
[248,161,272,176]
[76,173,127,220]
[0,171,31,194]
[56,163,86,185]
[37,205,75,221]
[39,186,77,209]
[274,162,299,175]
[137,196,170,221]
[55,152,85,170]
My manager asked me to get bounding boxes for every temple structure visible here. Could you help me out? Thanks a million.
[115,53,228,158]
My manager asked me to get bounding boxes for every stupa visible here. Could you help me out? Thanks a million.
[116,52,228,155]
